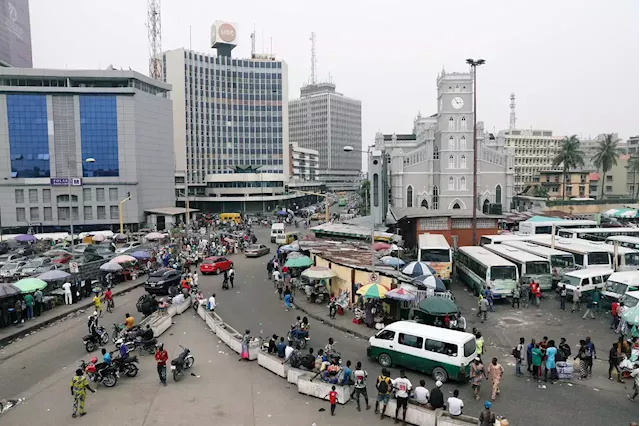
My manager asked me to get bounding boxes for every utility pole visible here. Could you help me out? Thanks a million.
[466,58,485,246]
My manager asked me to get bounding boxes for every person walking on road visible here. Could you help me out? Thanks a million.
[34,288,43,317]
[609,342,623,382]
[544,340,559,383]
[488,358,504,401]
[392,369,412,425]
[575,339,589,380]
[228,267,235,288]
[374,368,392,418]
[559,284,567,311]
[531,343,543,381]
[24,293,34,320]
[582,291,598,319]
[479,297,489,323]
[478,401,496,426]
[283,288,292,311]
[240,329,251,361]
[470,357,486,401]
[63,281,73,305]
[208,293,216,311]
[512,284,521,308]
[527,339,536,374]
[585,336,596,377]
[521,281,530,308]
[572,288,581,313]
[351,362,370,411]
[611,300,621,330]
[515,337,525,377]
[104,288,114,313]
[154,343,168,386]
[92,293,103,318]
[70,368,95,418]
[326,385,338,416]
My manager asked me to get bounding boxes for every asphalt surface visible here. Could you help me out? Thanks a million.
[0,220,638,425]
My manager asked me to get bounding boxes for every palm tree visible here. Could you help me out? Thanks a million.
[592,133,622,199]
[533,186,549,199]
[627,154,639,198]
[553,135,584,200]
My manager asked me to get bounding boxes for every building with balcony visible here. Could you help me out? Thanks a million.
[538,169,597,199]
[626,135,639,155]
[289,142,319,182]
[0,68,175,233]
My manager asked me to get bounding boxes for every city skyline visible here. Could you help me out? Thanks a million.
[29,0,639,147]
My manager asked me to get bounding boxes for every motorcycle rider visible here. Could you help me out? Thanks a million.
[118,339,130,361]
[292,317,310,340]
[139,324,155,342]
[87,313,100,343]
[124,313,135,330]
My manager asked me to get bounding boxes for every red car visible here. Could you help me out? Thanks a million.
[52,253,73,264]
[199,256,233,275]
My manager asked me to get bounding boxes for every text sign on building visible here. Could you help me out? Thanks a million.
[50,177,82,187]
[210,20,238,47]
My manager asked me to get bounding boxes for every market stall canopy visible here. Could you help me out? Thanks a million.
[301,266,336,280]
[287,251,304,259]
[0,283,21,298]
[374,242,391,251]
[385,287,416,301]
[100,262,123,272]
[417,297,458,316]
[380,256,406,267]
[280,241,300,252]
[622,305,639,326]
[412,274,447,292]
[15,234,36,243]
[285,256,314,268]
[111,255,137,264]
[14,277,47,293]
[402,262,436,278]
[356,283,388,299]
[92,234,106,242]
[144,232,165,241]
[113,233,127,241]
[603,208,639,219]
[130,250,151,260]
[38,269,71,282]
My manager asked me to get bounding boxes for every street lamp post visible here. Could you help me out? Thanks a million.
[466,58,485,246]
[344,145,376,274]
[69,157,95,253]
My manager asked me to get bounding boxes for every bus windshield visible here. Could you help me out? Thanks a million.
[420,249,451,263]
[526,261,550,275]
[490,266,516,281]
[551,255,575,269]
[624,252,639,266]
[588,252,610,266]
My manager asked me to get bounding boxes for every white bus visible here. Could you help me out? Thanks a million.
[479,234,543,246]
[570,240,639,272]
[501,240,576,284]
[483,244,553,291]
[606,236,640,250]
[456,246,519,299]
[556,227,639,242]
[531,236,612,269]
[519,219,597,235]
[418,233,453,283]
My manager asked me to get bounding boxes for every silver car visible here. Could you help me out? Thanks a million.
[21,257,53,277]
[0,261,27,278]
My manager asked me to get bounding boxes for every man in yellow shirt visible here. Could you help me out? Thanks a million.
[70,368,95,417]
[92,293,103,318]
[124,313,135,329]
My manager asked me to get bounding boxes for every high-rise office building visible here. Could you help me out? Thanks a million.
[0,0,32,68]
[289,82,362,191]
[162,21,291,212]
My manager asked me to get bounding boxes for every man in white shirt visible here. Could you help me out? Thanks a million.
[446,389,464,416]
[208,293,216,311]
[62,281,72,305]
[392,369,412,425]
[413,379,429,405]
[284,342,294,360]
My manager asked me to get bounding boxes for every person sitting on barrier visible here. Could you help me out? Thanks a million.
[301,348,315,370]
[276,337,287,358]
[283,343,303,367]
[340,360,354,386]
[266,334,278,354]
[428,381,445,409]
[321,359,342,384]
[314,349,328,372]
[139,325,154,343]
[412,379,429,406]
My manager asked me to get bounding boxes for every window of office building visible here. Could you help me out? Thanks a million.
[80,95,119,177]
[97,206,106,220]
[30,207,39,221]
[96,188,105,202]
[109,187,118,201]
[16,207,25,222]
[57,207,69,220]
[15,189,24,203]
[84,207,93,221]
[7,94,50,178]
[43,189,51,203]
[43,207,52,221]
[83,188,91,202]
[28,189,38,203]
[110,205,119,219]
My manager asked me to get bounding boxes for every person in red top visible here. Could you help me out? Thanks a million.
[326,385,338,416]
[104,288,114,313]
[154,343,168,386]
[611,301,620,330]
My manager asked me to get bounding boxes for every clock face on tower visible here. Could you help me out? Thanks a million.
[451,97,464,109]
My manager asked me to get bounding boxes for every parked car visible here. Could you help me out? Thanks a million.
[0,242,9,255]
[16,246,34,256]
[0,261,27,278]
[20,257,53,276]
[73,243,90,254]
[33,264,60,275]
[43,248,73,258]
[244,244,270,258]
[199,256,233,275]
[85,244,115,256]
[52,253,74,264]
[0,253,24,268]
[116,241,142,254]
[144,268,181,295]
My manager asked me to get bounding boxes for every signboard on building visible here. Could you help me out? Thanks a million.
[210,21,238,47]
[0,0,32,67]
[50,178,82,187]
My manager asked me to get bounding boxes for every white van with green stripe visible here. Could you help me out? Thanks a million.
[366,321,476,383]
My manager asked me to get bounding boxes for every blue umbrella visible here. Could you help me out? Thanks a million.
[277,210,288,216]
[380,256,406,267]
[402,261,436,277]
[130,250,151,260]
[412,275,447,292]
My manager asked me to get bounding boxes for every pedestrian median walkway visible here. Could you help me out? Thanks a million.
[292,297,377,340]
[0,277,148,347]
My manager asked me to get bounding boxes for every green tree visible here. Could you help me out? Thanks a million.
[592,133,622,199]
[359,180,370,215]
[552,135,584,200]
[627,154,639,198]
[533,186,549,199]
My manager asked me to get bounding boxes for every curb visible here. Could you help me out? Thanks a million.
[0,279,147,347]
[292,302,371,340]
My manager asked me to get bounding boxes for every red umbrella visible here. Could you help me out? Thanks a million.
[374,242,391,251]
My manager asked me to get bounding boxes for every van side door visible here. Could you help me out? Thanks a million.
[396,333,425,372]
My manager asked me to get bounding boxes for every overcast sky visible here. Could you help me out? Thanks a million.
[31,0,638,145]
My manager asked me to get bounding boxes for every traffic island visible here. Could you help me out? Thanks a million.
[257,351,289,378]
[214,321,260,360]
[205,311,223,333]
[296,373,351,404]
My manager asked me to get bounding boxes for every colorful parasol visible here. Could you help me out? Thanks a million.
[356,283,388,299]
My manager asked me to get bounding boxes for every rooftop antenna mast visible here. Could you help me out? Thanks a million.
[147,0,163,81]
[250,25,256,58]
[309,32,317,85]
[509,93,516,130]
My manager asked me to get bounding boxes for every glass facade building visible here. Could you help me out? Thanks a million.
[7,94,50,177]
[80,95,119,177]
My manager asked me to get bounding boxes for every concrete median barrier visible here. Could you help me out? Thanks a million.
[197,303,206,320]
[381,399,438,426]
[436,411,479,426]
[175,296,192,314]
[214,321,260,360]
[296,373,351,404]
[140,312,173,338]
[287,366,308,384]
[205,311,222,333]
[257,351,289,378]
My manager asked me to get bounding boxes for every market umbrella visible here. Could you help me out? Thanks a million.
[100,262,122,272]
[622,305,639,327]
[130,250,151,260]
[277,210,288,216]
[111,254,137,264]
[113,233,127,241]
[380,256,406,267]
[145,232,164,241]
[14,278,47,293]
[287,251,304,259]
[385,287,416,301]
[280,241,300,252]
[38,269,71,282]
[412,275,447,292]
[373,242,391,251]
[285,256,314,268]
[301,266,337,280]
[15,234,36,243]
[92,234,105,242]
[402,261,436,277]
[356,283,388,299]
[389,244,404,252]
[417,297,458,316]
[0,283,21,298]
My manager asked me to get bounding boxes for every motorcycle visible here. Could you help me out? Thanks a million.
[171,345,195,381]
[287,326,309,350]
[116,337,157,355]
[80,358,118,388]
[83,327,109,352]
[112,323,140,344]
[112,355,140,378]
